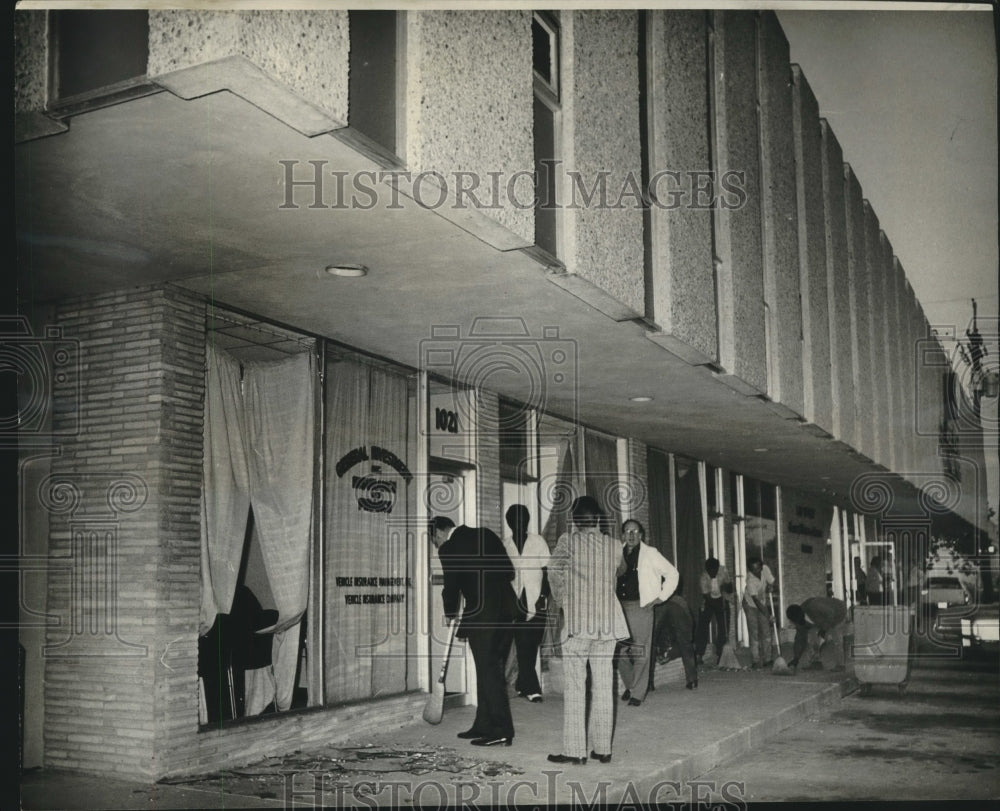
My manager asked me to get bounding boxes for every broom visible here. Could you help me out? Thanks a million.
[423,617,459,724]
[716,598,741,670]
[769,592,793,676]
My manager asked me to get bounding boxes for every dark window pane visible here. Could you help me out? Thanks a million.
[532,17,551,84]
[349,11,397,153]
[498,401,529,475]
[533,96,556,255]
[54,10,149,99]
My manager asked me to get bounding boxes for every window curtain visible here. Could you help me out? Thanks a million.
[541,437,577,549]
[673,457,706,609]
[540,434,577,662]
[324,357,413,704]
[647,449,673,561]
[584,429,620,536]
[200,343,315,710]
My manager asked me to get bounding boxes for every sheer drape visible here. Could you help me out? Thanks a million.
[541,435,578,662]
[200,346,251,635]
[200,343,315,711]
[584,429,620,535]
[324,358,413,704]
[542,437,577,548]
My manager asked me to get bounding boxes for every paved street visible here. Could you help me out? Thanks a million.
[687,646,1000,803]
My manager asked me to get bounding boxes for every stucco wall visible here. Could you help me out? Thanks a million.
[880,233,901,471]
[863,203,888,467]
[405,10,533,245]
[791,67,833,431]
[820,120,855,448]
[14,10,48,113]
[148,10,350,125]
[844,166,875,460]
[646,10,717,362]
[712,11,767,393]
[759,13,805,416]
[561,10,645,314]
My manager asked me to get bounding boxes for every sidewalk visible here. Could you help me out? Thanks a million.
[21,663,855,809]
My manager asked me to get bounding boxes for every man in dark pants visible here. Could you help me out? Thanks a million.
[431,515,516,746]
[649,584,699,691]
[502,504,550,702]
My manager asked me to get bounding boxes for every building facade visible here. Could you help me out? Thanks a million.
[14,7,992,779]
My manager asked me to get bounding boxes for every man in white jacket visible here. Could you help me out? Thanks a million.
[615,519,679,706]
[502,504,550,702]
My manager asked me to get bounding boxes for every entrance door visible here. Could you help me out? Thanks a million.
[427,470,471,694]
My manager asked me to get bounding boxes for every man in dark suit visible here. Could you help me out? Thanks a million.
[430,515,516,746]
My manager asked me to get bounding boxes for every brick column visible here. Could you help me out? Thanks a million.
[476,389,501,533]
[43,285,205,778]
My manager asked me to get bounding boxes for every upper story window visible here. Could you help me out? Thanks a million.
[532,11,561,258]
[50,10,149,103]
[348,10,401,159]
[532,13,559,100]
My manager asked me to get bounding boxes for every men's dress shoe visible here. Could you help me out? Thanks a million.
[620,690,631,702]
[590,751,612,764]
[471,736,513,747]
[628,698,642,707]
[686,680,698,690]
[526,693,543,703]
[547,754,586,765]
[457,729,486,739]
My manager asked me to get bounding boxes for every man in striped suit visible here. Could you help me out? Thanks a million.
[546,496,629,765]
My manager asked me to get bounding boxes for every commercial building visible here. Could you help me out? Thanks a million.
[14,7,992,779]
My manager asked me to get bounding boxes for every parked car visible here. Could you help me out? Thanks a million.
[920,576,970,609]
[960,602,999,659]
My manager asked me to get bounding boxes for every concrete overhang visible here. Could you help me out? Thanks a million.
[15,85,936,517]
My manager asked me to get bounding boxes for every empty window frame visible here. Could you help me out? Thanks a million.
[348,10,402,157]
[532,11,561,257]
[49,10,150,102]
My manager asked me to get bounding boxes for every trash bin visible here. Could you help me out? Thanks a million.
[852,605,913,696]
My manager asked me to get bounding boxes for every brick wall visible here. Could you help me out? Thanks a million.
[476,389,501,532]
[43,285,205,778]
[779,487,832,614]
[626,438,649,531]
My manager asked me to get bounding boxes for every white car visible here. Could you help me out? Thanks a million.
[961,603,1000,659]
[920,576,970,609]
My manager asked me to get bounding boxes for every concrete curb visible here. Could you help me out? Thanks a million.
[627,678,850,789]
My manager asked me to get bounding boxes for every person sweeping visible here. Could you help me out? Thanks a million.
[768,592,793,675]
[785,597,849,672]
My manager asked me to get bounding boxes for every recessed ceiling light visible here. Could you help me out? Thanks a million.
[753,447,768,452]
[629,395,654,403]
[325,263,368,277]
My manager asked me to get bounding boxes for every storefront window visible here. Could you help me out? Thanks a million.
[323,351,419,705]
[198,315,422,725]
[199,312,317,724]
[743,477,779,602]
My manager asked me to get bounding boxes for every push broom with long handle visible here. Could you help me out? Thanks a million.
[423,616,460,724]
